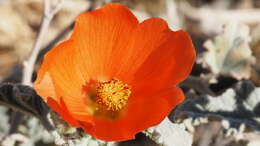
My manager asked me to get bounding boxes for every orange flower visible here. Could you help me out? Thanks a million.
[34,3,196,141]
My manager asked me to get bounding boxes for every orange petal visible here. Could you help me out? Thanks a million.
[46,97,80,126]
[47,97,95,130]
[34,72,57,101]
[115,18,171,83]
[130,30,196,92]
[71,3,139,81]
[34,40,92,119]
[124,87,185,135]
[81,117,134,141]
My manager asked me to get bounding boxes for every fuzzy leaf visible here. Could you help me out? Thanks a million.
[203,22,254,79]
[144,118,192,146]
[0,83,53,130]
[172,80,260,134]
[0,106,10,137]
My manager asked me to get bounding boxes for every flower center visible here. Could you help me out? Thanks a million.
[95,78,131,112]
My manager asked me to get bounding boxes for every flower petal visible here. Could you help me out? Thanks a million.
[115,18,171,82]
[130,30,196,92]
[71,3,139,81]
[81,117,134,141]
[124,87,185,135]
[34,72,57,101]
[47,97,80,126]
[34,40,92,119]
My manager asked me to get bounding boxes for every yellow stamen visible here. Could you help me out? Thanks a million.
[96,78,131,111]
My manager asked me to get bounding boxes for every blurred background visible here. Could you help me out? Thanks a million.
[0,0,260,146]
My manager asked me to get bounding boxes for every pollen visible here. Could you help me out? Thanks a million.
[96,78,131,112]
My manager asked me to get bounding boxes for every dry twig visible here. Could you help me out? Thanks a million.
[22,0,64,86]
